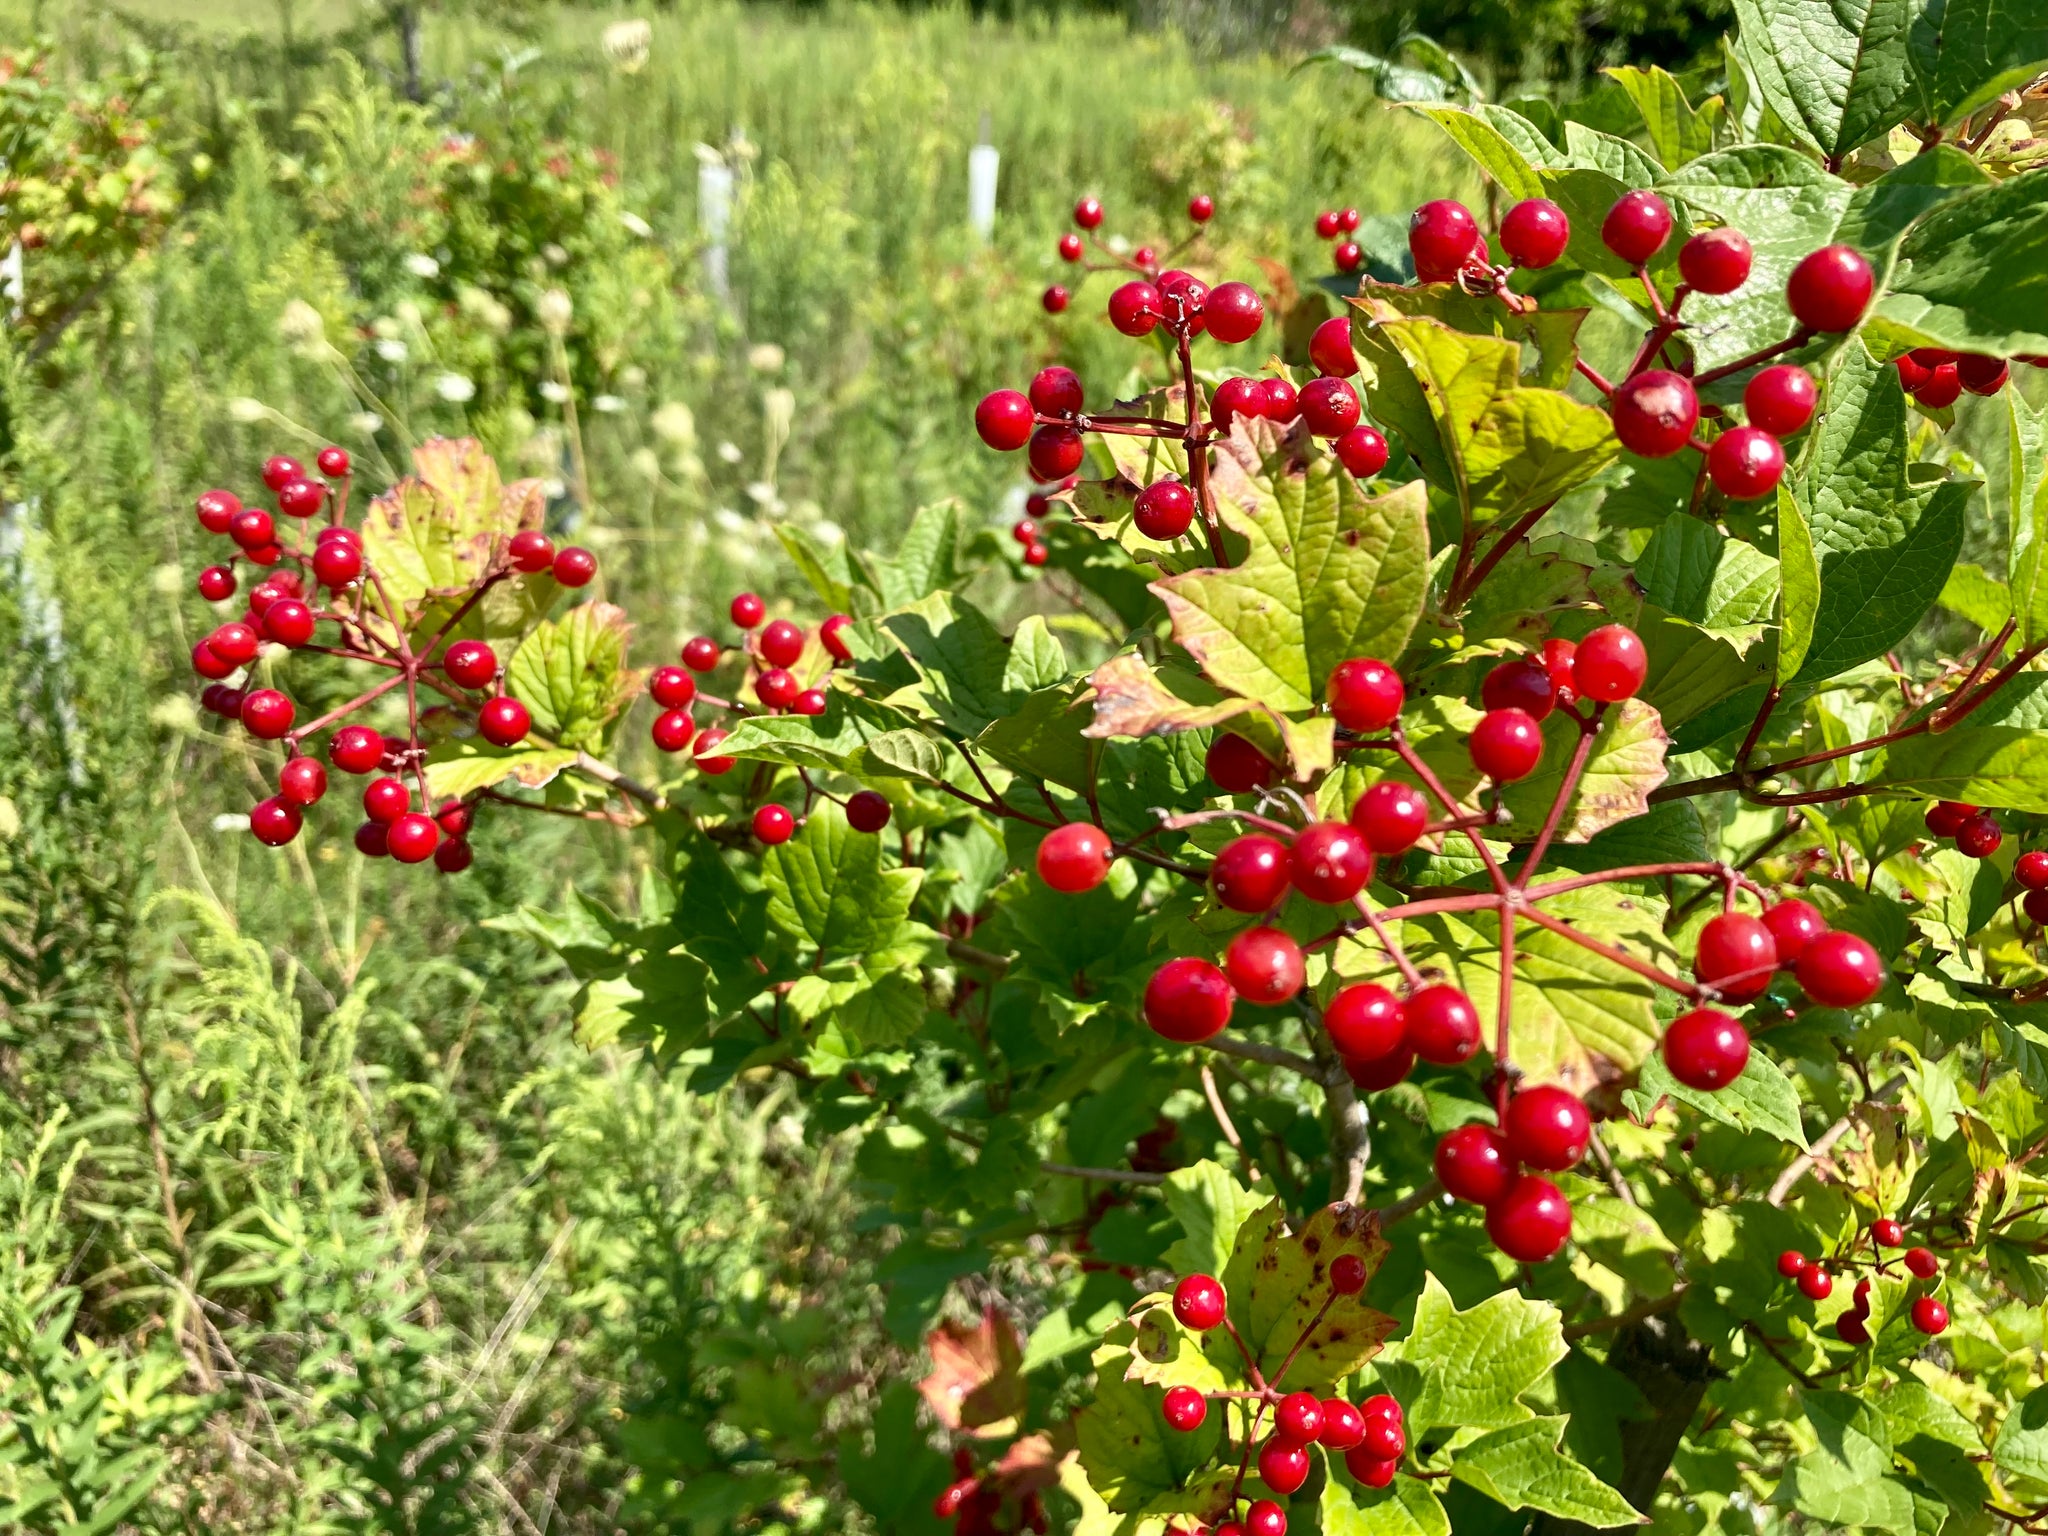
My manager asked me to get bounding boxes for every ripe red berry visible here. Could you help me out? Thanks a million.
[1346,1449,1398,1489]
[195,488,240,533]
[244,542,283,568]
[1225,926,1305,1005]
[1316,209,1341,239]
[1108,280,1163,337]
[362,776,410,824]
[1074,196,1104,230]
[1788,245,1874,332]
[229,508,276,552]
[192,641,235,680]
[1924,800,1977,837]
[1146,958,1235,1042]
[1206,282,1264,345]
[278,756,327,807]
[1482,657,1556,720]
[1601,190,1673,265]
[330,725,384,774]
[1611,369,1700,458]
[1262,378,1299,421]
[434,838,473,874]
[1324,983,1405,1060]
[1351,779,1429,854]
[477,696,531,747]
[1486,1175,1572,1262]
[1959,353,2010,395]
[313,540,363,587]
[1334,240,1363,273]
[682,636,721,672]
[1837,1310,1873,1345]
[1290,821,1373,904]
[552,547,597,587]
[209,622,260,666]
[1172,1273,1227,1331]
[1245,1498,1287,1536]
[1435,1123,1518,1205]
[1188,193,1215,222]
[729,592,765,629]
[1745,365,1818,436]
[1274,1392,1322,1445]
[1777,1250,1810,1278]
[974,389,1034,452]
[1956,811,2003,858]
[1797,1265,1834,1300]
[1163,1385,1207,1432]
[443,640,498,689]
[1679,227,1753,294]
[1662,1007,1750,1090]
[1310,316,1357,377]
[1409,200,1479,280]
[353,821,389,858]
[1334,424,1389,479]
[1406,984,1481,1065]
[1905,1246,1939,1278]
[277,477,325,519]
[1299,376,1361,438]
[2019,851,2048,890]
[1761,898,1827,964]
[1331,1252,1368,1294]
[755,668,799,710]
[819,614,853,662]
[1134,480,1195,540]
[1696,911,1779,1002]
[1038,823,1115,892]
[1500,198,1571,269]
[1573,624,1649,702]
[754,619,803,670]
[1358,1412,1406,1461]
[1058,232,1083,262]
[1872,1218,1904,1247]
[1319,1399,1366,1450]
[1042,284,1070,314]
[1345,1045,1416,1091]
[753,804,796,844]
[791,688,827,716]
[1206,732,1276,793]
[845,790,892,833]
[1915,363,1963,408]
[316,445,350,477]
[198,565,237,602]
[645,667,695,711]
[508,529,555,572]
[1259,1438,1310,1496]
[1028,424,1086,482]
[694,727,736,774]
[1505,1086,1591,1171]
[1328,657,1404,732]
[651,709,696,753]
[239,689,295,739]
[1212,375,1265,430]
[1470,708,1544,782]
[262,599,315,648]
[249,796,302,847]
[1795,930,1885,1007]
[1708,427,1786,500]
[260,455,302,493]
[1027,366,1082,418]
[435,800,474,838]
[1211,834,1292,913]
[1897,353,1934,392]
[385,813,438,864]
[1911,1296,1949,1335]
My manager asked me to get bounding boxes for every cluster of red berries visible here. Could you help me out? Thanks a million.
[1311,204,1364,274]
[933,1445,1048,1536]
[972,366,1095,560]
[1043,192,1217,315]
[1895,348,2017,408]
[1780,1220,1948,1343]
[1159,1259,1398,1531]
[1923,799,2007,861]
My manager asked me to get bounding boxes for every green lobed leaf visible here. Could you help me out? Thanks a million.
[871,592,1020,736]
[1628,1041,1810,1147]
[1214,1201,1398,1394]
[1450,1416,1644,1528]
[1402,1274,1567,1433]
[1349,280,1587,391]
[1870,169,2048,357]
[761,800,923,956]
[1160,1159,1268,1282]
[862,501,962,608]
[1606,64,1725,165]
[1730,0,1919,159]
[1774,1389,1919,1530]
[717,690,928,773]
[422,742,579,800]
[776,523,858,613]
[1075,1330,1224,1513]
[1323,1470,1452,1536]
[506,601,643,751]
[1939,561,2013,636]
[1874,676,2048,809]
[2005,387,2048,645]
[1634,514,1780,656]
[1994,1385,2048,1488]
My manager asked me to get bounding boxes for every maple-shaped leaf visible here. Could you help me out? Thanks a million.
[919,1306,1027,1438]
[1083,652,1337,782]
[1211,1201,1398,1394]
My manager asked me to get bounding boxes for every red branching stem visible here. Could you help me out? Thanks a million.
[1446,499,1559,611]
[1575,358,1616,396]
[1176,328,1228,568]
[1526,862,1746,902]
[1352,893,1424,987]
[1692,329,1813,387]
[1521,902,1699,998]
[1496,910,1517,1093]
[286,674,403,745]
[1267,1290,1339,1392]
[1162,807,1299,838]
[1220,1315,1264,1392]
[1390,728,1511,896]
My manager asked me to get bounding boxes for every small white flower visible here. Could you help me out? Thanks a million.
[745,480,777,505]
[717,440,744,464]
[542,477,567,499]
[150,693,197,731]
[592,393,625,413]
[279,299,326,350]
[602,18,653,72]
[350,412,384,436]
[747,342,786,373]
[537,287,573,334]
[375,337,409,363]
[714,508,748,533]
[543,243,569,268]
[620,211,654,238]
[629,446,661,480]
[619,365,647,390]
[227,397,269,423]
[651,402,696,444]
[434,372,476,403]
[812,520,845,546]
[212,813,251,833]
[149,563,183,594]
[539,380,569,403]
[395,299,424,329]
[404,252,441,278]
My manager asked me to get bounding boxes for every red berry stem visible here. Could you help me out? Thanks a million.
[1523,902,1703,999]
[1574,357,1617,396]
[1175,327,1229,568]
[1690,328,1814,387]
[1515,702,1606,884]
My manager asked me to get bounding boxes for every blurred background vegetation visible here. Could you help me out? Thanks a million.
[0,0,1706,1528]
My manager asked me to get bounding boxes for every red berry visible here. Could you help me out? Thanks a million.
[1837,1311,1873,1345]
[730,592,765,629]
[1912,1296,1949,1335]
[1500,198,1571,268]
[1059,232,1083,261]
[229,508,276,551]
[1206,282,1264,345]
[682,636,721,672]
[755,668,799,710]
[262,599,315,648]
[244,543,283,568]
[435,838,473,874]
[1038,823,1114,893]
[508,529,555,572]
[753,804,796,844]
[1028,424,1085,482]
[1334,240,1363,273]
[553,547,597,587]
[1897,353,1934,392]
[1761,899,1827,964]
[1487,1175,1572,1262]
[1796,1264,1834,1300]
[477,696,531,747]
[1246,1499,1287,1536]
[1262,378,1299,421]
[1330,1253,1368,1295]
[1145,958,1235,1043]
[1662,1007,1750,1089]
[330,725,384,774]
[1334,425,1389,479]
[1679,227,1753,294]
[792,688,827,716]
[651,709,695,753]
[1708,427,1785,500]
[1358,1412,1406,1461]
[249,796,302,847]
[1573,624,1649,702]
[649,666,696,709]
[1327,657,1404,732]
[1212,376,1266,429]
[1470,708,1544,782]
[1872,1218,1904,1247]
[1310,316,1357,377]
[278,756,327,807]
[694,727,736,774]
[1788,245,1874,332]
[444,639,498,689]
[1290,821,1373,904]
[386,813,439,864]
[1435,1123,1518,1205]
[195,488,240,533]
[1259,1438,1310,1497]
[1601,190,1673,266]
[1346,1449,1398,1489]
[278,477,326,518]
[1299,376,1361,438]
[1188,193,1215,223]
[198,565,237,601]
[1028,366,1083,417]
[2022,888,2048,924]
[1172,1273,1227,1331]
[1074,196,1104,229]
[758,619,805,669]
[362,776,410,824]
[1206,732,1276,793]
[1325,983,1405,1060]
[1905,1247,1939,1278]
[1505,1086,1591,1171]
[1344,1045,1415,1091]
[1163,1385,1208,1432]
[239,689,295,739]
[2020,851,2048,890]
[1131,247,1157,273]
[847,790,892,832]
[1319,1399,1366,1450]
[1211,834,1293,913]
[1696,911,1779,1002]
[209,622,260,666]
[1351,779,1429,854]
[1340,207,1361,233]
[974,390,1034,451]
[820,614,853,662]
[435,800,474,837]
[1134,479,1195,540]
[1925,800,1977,837]
[1795,930,1885,1007]
[1406,984,1481,1065]
[1611,370,1700,458]
[316,445,350,477]
[261,455,302,493]
[1409,200,1479,280]
[1482,657,1556,721]
[1042,284,1070,314]
[1959,354,2010,395]
[192,641,235,680]
[354,821,389,858]
[313,540,363,588]
[1108,280,1163,337]
[1225,926,1305,1005]
[1915,363,1963,408]
[1745,365,1818,436]
[1275,1392,1323,1445]
[1315,209,1341,239]
[1777,1250,1810,1278]
[1956,812,2003,858]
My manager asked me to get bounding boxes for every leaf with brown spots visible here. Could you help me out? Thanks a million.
[1210,1200,1398,1394]
[1083,653,1336,782]
[919,1306,1027,1438]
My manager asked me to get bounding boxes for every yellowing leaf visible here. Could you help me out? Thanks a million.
[505,602,642,752]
